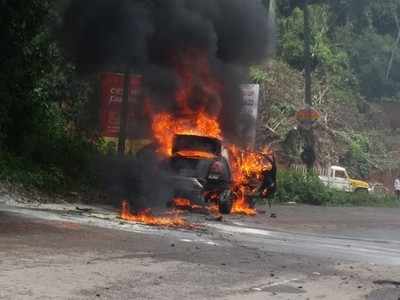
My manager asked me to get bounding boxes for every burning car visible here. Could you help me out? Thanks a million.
[165,133,278,215]
[166,134,234,214]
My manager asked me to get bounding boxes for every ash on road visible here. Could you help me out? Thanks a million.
[0,200,400,300]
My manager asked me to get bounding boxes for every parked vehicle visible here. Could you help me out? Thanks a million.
[318,165,370,193]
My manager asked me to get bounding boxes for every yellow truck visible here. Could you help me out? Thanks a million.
[318,166,370,193]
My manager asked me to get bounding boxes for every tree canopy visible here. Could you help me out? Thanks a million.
[275,0,400,102]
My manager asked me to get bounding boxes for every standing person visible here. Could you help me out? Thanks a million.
[395,177,400,200]
[260,152,277,218]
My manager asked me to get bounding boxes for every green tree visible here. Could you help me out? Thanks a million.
[0,1,96,187]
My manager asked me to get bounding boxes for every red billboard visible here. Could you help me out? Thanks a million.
[100,72,142,138]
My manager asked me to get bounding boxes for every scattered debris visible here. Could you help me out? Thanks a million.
[206,215,224,222]
[373,280,400,287]
[75,207,93,213]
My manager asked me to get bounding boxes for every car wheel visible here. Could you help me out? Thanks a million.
[218,190,233,214]
[248,196,256,209]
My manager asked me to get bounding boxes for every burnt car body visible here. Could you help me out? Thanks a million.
[167,134,233,214]
[134,134,277,214]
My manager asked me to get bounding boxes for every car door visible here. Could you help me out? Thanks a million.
[332,169,351,192]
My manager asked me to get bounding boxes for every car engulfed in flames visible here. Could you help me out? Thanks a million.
[133,130,276,216]
[119,50,276,226]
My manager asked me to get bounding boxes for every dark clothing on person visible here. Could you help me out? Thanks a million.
[260,154,277,198]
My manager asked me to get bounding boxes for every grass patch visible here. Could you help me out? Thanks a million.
[272,170,399,207]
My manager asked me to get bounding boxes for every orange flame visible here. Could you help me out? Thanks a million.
[229,146,273,216]
[145,50,273,217]
[120,200,189,227]
[176,150,217,159]
[231,187,257,216]
[152,112,222,156]
[147,50,223,157]
[173,198,192,208]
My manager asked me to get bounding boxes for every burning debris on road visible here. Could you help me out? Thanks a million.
[229,146,274,216]
[120,200,191,228]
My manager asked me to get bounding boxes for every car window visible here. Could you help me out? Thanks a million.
[335,170,347,179]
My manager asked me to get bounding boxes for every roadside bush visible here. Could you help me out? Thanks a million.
[0,104,99,192]
[274,170,328,205]
[341,133,370,179]
[0,153,66,191]
[273,170,399,207]
[0,102,101,192]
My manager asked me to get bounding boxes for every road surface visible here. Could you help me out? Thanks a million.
[0,200,400,300]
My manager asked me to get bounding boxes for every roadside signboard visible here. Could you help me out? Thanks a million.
[100,72,142,138]
[240,84,260,148]
[100,72,150,154]
[296,106,321,129]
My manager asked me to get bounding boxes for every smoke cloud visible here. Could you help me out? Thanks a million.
[61,0,274,141]
[62,0,272,69]
[61,0,274,208]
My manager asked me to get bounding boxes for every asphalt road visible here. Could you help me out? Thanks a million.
[1,201,400,300]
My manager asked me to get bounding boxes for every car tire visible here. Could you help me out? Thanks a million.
[248,196,256,209]
[218,190,233,214]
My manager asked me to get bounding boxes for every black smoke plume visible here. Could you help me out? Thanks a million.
[60,0,274,208]
[62,0,272,69]
[61,0,273,137]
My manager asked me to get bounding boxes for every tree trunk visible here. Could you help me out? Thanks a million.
[386,14,400,80]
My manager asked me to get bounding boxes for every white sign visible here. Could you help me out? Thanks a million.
[240,84,260,148]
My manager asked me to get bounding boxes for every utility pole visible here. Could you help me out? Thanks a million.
[118,69,130,156]
[304,0,312,108]
[302,0,316,170]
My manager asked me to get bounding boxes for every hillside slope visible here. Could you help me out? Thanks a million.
[254,60,400,183]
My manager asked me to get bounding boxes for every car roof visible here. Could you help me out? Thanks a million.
[331,165,346,171]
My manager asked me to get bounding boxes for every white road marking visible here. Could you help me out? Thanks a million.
[209,223,272,236]
[262,278,300,288]
[250,278,301,292]
[180,239,193,243]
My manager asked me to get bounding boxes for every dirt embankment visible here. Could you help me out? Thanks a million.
[255,61,400,187]
[381,102,400,130]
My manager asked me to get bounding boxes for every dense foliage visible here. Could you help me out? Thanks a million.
[0,1,97,189]
[274,0,400,102]
[273,170,399,207]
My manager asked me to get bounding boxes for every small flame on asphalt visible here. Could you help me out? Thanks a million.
[120,200,192,228]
